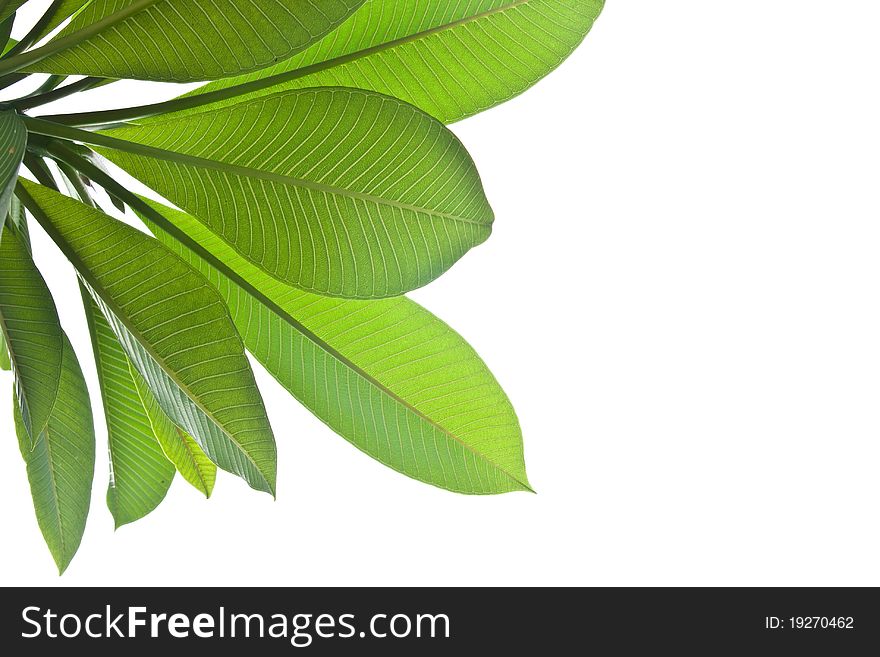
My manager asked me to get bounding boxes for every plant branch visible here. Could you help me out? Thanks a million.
[13,76,106,110]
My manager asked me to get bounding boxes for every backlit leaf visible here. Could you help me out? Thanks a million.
[140,198,531,495]
[97,87,493,299]
[0,220,63,444]
[14,332,95,574]
[18,179,277,495]
[181,0,606,123]
[27,0,365,82]
[81,287,175,528]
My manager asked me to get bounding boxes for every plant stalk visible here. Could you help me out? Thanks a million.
[3,0,64,59]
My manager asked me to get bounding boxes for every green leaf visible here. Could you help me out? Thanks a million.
[0,1,26,24]
[0,110,26,218]
[81,287,175,528]
[95,88,493,299]
[26,0,365,82]
[32,0,93,43]
[179,0,606,123]
[130,367,216,498]
[0,330,9,370]
[139,198,531,495]
[0,11,13,51]
[18,179,277,495]
[0,220,63,444]
[14,332,95,574]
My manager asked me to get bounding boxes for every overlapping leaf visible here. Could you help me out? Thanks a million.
[0,331,9,370]
[82,289,175,527]
[132,372,215,498]
[180,0,606,123]
[18,179,277,494]
[0,110,26,218]
[32,0,93,42]
[14,332,95,574]
[26,0,365,82]
[139,199,531,495]
[0,0,27,24]
[0,221,63,443]
[93,88,493,299]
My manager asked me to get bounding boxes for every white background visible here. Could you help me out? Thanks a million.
[2,1,880,586]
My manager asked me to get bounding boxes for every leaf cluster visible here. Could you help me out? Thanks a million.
[0,0,604,572]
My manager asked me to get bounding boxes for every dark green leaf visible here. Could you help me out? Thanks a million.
[27,0,365,82]
[0,219,63,444]
[0,1,26,24]
[140,199,531,495]
[0,11,14,51]
[0,110,26,218]
[96,88,493,299]
[81,287,175,528]
[180,0,606,123]
[14,332,95,574]
[18,179,277,495]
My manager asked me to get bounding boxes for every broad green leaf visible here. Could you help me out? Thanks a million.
[18,179,277,494]
[0,221,63,444]
[140,199,531,495]
[14,333,95,574]
[180,0,606,123]
[0,110,26,218]
[2,35,15,55]
[81,288,175,528]
[27,0,365,82]
[130,366,216,498]
[98,88,493,299]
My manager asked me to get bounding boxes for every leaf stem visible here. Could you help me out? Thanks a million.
[13,76,106,110]
[0,0,161,78]
[3,0,64,59]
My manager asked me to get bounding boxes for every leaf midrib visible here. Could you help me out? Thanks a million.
[133,198,528,490]
[25,117,490,226]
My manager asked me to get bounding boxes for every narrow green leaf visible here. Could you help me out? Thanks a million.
[130,367,216,498]
[0,220,63,444]
[81,287,175,528]
[94,88,493,299]
[0,11,14,51]
[0,110,26,218]
[0,330,9,370]
[26,0,365,82]
[179,0,606,123]
[32,0,92,43]
[18,179,277,495]
[14,332,95,574]
[140,199,531,495]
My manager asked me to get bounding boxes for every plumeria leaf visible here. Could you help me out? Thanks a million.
[18,179,277,495]
[92,88,493,299]
[179,0,606,123]
[26,0,365,82]
[0,219,63,444]
[139,198,531,494]
[14,332,95,574]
